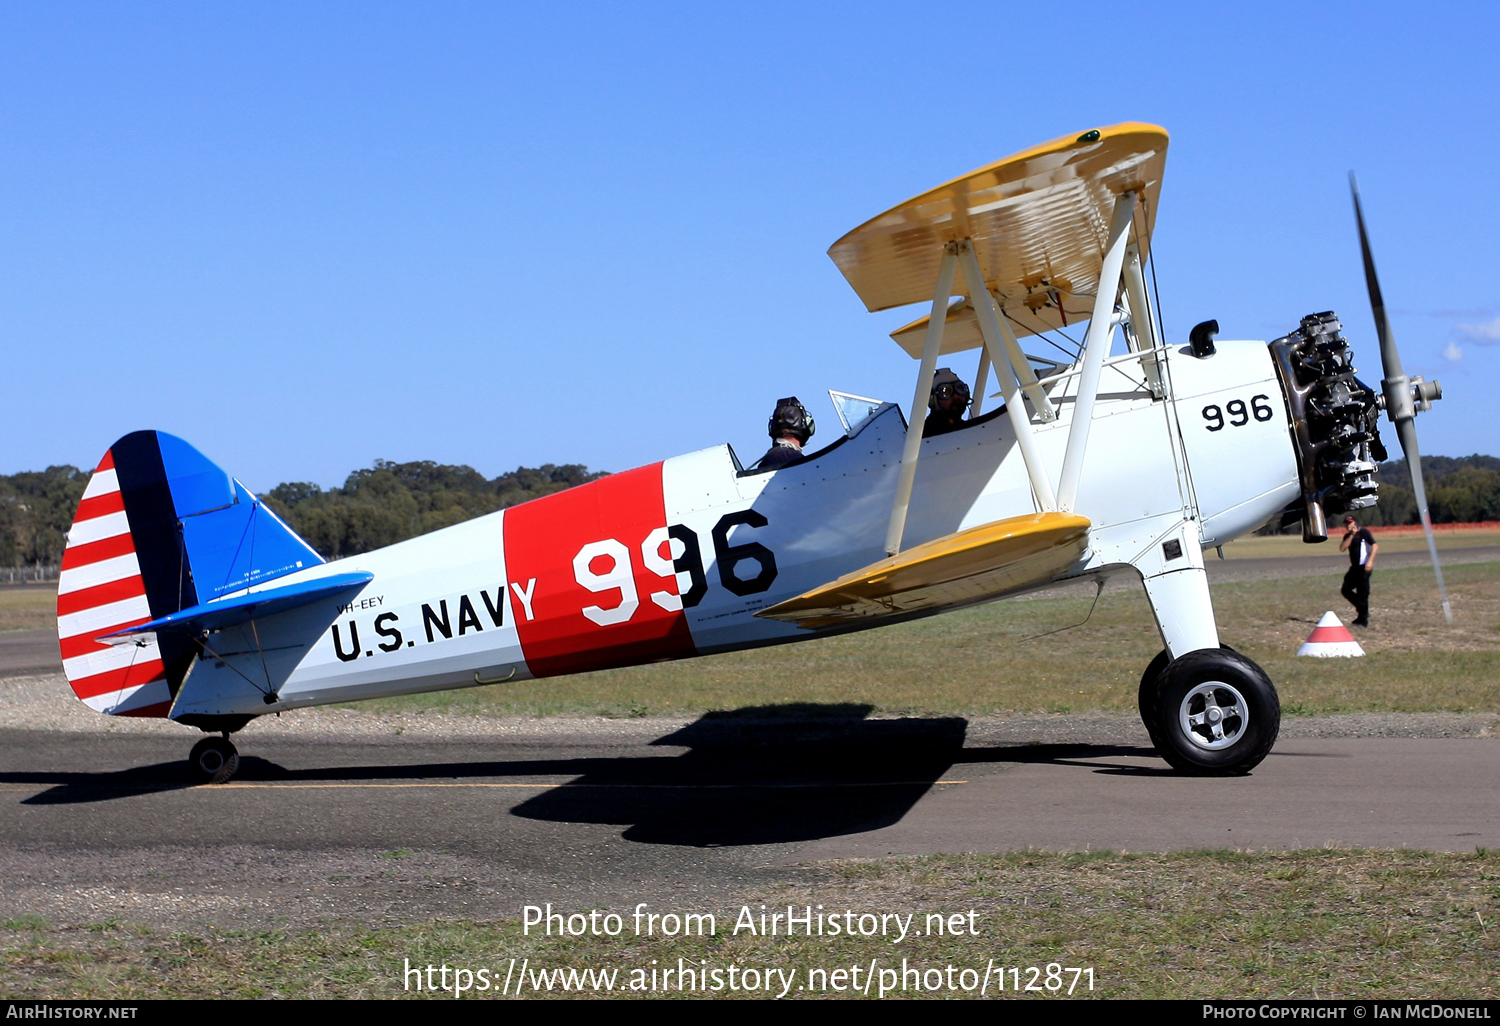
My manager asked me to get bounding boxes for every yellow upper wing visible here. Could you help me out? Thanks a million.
[828,123,1168,345]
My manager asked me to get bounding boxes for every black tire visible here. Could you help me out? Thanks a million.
[1138,650,1172,750]
[1151,648,1279,776]
[189,737,240,785]
[1140,645,1240,752]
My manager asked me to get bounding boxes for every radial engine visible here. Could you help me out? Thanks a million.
[1269,311,1392,542]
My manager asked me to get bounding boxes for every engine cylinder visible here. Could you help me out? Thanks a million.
[1268,312,1386,542]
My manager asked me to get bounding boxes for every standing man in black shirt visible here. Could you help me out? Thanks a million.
[1339,514,1378,627]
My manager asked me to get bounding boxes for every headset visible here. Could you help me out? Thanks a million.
[768,396,815,444]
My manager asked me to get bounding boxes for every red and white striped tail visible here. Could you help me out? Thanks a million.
[1295,611,1365,658]
[55,451,173,716]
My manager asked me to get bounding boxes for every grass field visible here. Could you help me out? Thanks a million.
[8,555,1500,717]
[1220,530,1500,560]
[5,561,1499,1000]
[4,850,1496,999]
[0,586,53,632]
[355,559,1500,719]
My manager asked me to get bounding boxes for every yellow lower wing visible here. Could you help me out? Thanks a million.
[756,512,1090,629]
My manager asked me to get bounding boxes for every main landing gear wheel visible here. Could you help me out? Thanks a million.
[1139,645,1240,753]
[188,736,240,785]
[1148,648,1279,776]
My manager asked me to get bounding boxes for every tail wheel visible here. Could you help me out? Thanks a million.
[1151,648,1280,775]
[189,736,240,785]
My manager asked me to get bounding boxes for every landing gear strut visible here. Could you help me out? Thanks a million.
[1138,647,1280,775]
[188,734,240,784]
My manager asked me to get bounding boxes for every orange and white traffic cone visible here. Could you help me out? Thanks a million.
[1296,611,1366,658]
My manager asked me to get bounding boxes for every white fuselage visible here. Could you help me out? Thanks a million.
[169,341,1299,720]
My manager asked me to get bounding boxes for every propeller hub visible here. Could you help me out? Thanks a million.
[1383,373,1415,424]
[1384,375,1443,424]
[1413,377,1441,412]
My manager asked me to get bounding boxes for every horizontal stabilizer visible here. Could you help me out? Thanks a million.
[98,572,374,640]
[756,512,1090,629]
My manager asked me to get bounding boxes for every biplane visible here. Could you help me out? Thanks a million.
[56,122,1447,783]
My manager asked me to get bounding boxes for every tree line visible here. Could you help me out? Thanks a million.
[1363,454,1500,526]
[261,460,606,559]
[0,459,605,567]
[0,466,88,568]
[1253,454,1500,532]
[5,454,1500,568]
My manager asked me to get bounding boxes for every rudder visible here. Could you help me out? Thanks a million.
[57,431,324,716]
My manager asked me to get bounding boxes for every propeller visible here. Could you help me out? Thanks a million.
[1350,173,1453,625]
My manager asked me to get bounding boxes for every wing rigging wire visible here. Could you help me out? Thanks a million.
[1138,194,1168,349]
[196,633,275,699]
[108,635,151,714]
[1002,307,1082,363]
[176,524,190,611]
[1023,580,1106,641]
[249,618,276,700]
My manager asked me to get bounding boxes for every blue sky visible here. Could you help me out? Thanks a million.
[3,1,1496,491]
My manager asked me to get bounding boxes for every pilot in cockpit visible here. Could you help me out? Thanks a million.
[923,368,971,437]
[754,397,815,471]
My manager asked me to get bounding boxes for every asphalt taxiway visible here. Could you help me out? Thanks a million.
[2,547,1497,926]
[0,713,1495,926]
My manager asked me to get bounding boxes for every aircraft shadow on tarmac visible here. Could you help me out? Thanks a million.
[508,705,1161,845]
[514,704,966,846]
[5,705,1161,844]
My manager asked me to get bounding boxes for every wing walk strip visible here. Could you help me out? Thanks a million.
[56,449,174,718]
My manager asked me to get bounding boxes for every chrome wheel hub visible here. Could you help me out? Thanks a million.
[1178,681,1249,750]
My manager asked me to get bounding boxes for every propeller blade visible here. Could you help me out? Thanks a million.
[1350,173,1406,385]
[1351,173,1453,625]
[1394,419,1454,625]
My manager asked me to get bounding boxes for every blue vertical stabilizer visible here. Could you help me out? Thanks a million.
[130,431,327,604]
